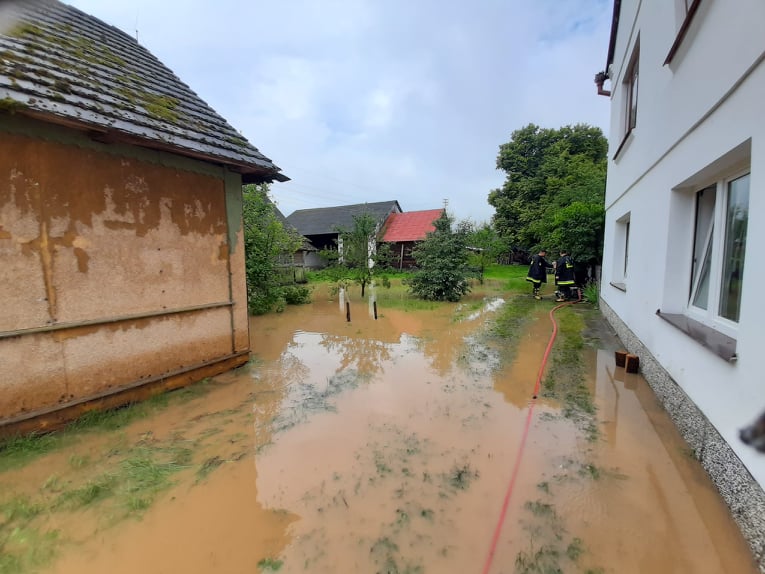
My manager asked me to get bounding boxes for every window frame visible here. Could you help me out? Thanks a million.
[610,213,631,292]
[613,40,640,160]
[664,0,703,65]
[685,169,750,337]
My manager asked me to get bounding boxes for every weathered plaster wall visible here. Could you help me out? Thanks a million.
[224,170,250,353]
[0,120,250,422]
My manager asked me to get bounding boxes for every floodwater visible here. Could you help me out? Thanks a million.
[1,287,758,573]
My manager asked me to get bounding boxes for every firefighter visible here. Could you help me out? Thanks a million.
[554,250,576,302]
[526,249,552,300]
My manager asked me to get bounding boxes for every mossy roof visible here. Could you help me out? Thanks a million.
[0,0,287,182]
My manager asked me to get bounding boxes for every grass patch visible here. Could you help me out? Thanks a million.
[445,463,479,491]
[0,434,61,473]
[55,474,117,510]
[490,294,535,340]
[0,379,212,473]
[0,526,59,574]
[524,499,554,517]
[517,497,601,574]
[542,307,598,441]
[196,456,224,483]
[257,557,283,571]
[582,281,599,307]
[0,495,42,522]
[483,263,531,293]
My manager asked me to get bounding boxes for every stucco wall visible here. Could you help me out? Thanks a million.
[0,118,250,422]
[601,1,765,492]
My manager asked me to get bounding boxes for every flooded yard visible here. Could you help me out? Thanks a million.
[0,284,758,573]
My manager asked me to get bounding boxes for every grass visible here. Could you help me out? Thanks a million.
[445,463,479,491]
[0,378,224,574]
[257,557,284,571]
[0,378,212,473]
[542,307,599,441]
[516,498,601,574]
[582,281,600,307]
[305,264,531,313]
[490,294,536,340]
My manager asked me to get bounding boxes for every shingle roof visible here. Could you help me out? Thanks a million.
[0,0,287,183]
[381,209,444,242]
[286,201,402,236]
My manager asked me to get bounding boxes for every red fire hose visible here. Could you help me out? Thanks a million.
[481,290,581,574]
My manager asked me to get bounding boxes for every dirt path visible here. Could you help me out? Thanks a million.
[0,290,757,573]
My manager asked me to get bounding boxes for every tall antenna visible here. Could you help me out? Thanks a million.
[442,198,449,210]
[135,11,139,42]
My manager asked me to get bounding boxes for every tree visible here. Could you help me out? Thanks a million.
[406,211,472,302]
[466,222,506,284]
[488,123,607,266]
[337,212,379,298]
[242,184,305,314]
[323,211,392,298]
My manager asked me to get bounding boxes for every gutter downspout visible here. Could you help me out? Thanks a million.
[595,72,611,97]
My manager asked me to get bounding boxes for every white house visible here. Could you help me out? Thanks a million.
[599,0,765,563]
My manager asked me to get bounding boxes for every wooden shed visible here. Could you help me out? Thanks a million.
[0,1,287,434]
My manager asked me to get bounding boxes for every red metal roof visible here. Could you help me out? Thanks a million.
[382,209,444,242]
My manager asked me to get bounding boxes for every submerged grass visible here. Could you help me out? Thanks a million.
[542,307,599,441]
[0,377,235,573]
[0,378,212,473]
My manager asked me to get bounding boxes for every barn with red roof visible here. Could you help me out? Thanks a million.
[381,209,444,269]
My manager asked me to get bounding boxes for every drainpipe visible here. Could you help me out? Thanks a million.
[595,71,611,97]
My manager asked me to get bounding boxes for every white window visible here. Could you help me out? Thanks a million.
[688,172,749,329]
[611,213,631,290]
[624,44,639,136]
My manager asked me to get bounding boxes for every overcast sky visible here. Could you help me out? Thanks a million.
[65,0,612,224]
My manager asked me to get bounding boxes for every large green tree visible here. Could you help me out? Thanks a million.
[488,123,607,265]
[242,184,306,314]
[406,211,472,302]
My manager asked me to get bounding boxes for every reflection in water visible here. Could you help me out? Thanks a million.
[250,301,757,573]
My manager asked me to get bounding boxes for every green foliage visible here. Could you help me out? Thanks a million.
[324,211,393,298]
[282,285,312,305]
[338,212,378,297]
[582,281,600,307]
[465,222,507,283]
[242,184,306,314]
[257,558,284,571]
[488,123,607,264]
[405,212,472,302]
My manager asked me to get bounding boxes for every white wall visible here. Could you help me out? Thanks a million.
[601,0,765,487]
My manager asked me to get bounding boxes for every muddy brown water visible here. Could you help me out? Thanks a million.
[1,288,758,573]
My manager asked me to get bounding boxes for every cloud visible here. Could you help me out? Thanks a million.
[65,0,612,224]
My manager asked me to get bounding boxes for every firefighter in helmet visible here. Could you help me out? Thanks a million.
[554,250,576,302]
[526,249,552,300]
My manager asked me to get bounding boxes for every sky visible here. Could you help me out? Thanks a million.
[65,0,613,224]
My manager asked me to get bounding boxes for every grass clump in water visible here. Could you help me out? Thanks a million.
[257,557,283,571]
[445,463,479,491]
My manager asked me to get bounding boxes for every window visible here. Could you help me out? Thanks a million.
[665,0,702,65]
[610,213,631,291]
[624,54,638,135]
[613,41,639,159]
[688,172,749,326]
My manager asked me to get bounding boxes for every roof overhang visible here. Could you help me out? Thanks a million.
[13,108,290,183]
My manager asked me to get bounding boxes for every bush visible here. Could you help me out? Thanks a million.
[582,281,599,307]
[282,285,312,305]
